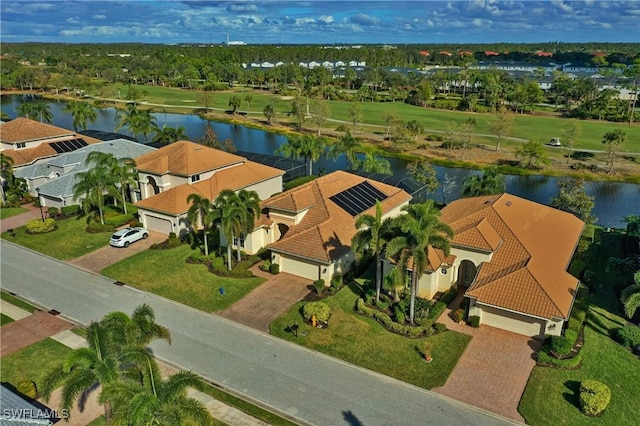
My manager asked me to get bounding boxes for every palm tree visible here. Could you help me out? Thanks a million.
[16,101,37,119]
[275,134,325,176]
[329,130,359,169]
[353,153,392,174]
[352,201,393,304]
[152,124,189,144]
[40,321,151,425]
[214,190,246,270]
[100,303,171,348]
[462,167,506,197]
[63,100,98,131]
[386,201,454,324]
[621,271,640,319]
[115,104,157,142]
[103,358,212,426]
[1,153,15,205]
[73,167,113,224]
[32,100,53,123]
[236,189,261,262]
[187,193,216,256]
[86,152,137,214]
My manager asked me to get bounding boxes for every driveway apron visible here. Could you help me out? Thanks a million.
[432,292,541,423]
[0,203,43,233]
[0,310,73,357]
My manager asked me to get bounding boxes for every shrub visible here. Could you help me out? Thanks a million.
[376,298,389,311]
[394,306,405,323]
[47,207,59,218]
[284,175,317,191]
[434,323,447,333]
[330,273,343,289]
[356,298,375,316]
[313,279,325,294]
[550,335,573,357]
[428,302,447,320]
[453,308,465,323]
[86,222,115,233]
[17,380,37,399]
[105,213,135,227]
[537,346,582,369]
[303,302,330,323]
[440,288,458,306]
[364,289,376,305]
[417,317,434,328]
[25,218,57,234]
[564,329,578,345]
[187,252,209,264]
[612,325,640,348]
[469,315,481,328]
[579,380,611,417]
[269,263,280,274]
[259,260,271,272]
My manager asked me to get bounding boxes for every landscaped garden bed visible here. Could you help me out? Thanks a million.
[269,268,471,389]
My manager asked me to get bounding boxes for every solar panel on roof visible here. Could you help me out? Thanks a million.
[50,138,88,154]
[51,142,65,153]
[329,181,388,216]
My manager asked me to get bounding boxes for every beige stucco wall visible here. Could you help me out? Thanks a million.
[245,176,283,201]
[139,210,185,236]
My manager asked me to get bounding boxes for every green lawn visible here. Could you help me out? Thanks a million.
[0,206,27,219]
[0,313,14,325]
[519,230,639,425]
[270,277,471,390]
[0,338,72,391]
[1,291,38,313]
[0,216,110,260]
[102,244,265,312]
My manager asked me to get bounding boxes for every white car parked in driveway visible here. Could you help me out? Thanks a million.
[109,227,149,248]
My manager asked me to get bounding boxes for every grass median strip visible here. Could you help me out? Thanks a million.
[102,244,265,312]
[1,290,38,313]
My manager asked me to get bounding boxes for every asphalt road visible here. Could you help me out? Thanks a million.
[0,241,516,426]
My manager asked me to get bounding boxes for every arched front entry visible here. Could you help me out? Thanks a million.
[458,260,477,287]
[277,223,289,240]
[147,176,160,196]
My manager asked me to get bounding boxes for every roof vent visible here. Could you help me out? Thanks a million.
[505,201,512,207]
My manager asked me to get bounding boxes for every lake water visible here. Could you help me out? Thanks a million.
[2,95,638,227]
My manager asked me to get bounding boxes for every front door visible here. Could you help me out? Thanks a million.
[458,260,477,287]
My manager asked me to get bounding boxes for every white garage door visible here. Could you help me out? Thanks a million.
[481,305,545,338]
[280,255,319,280]
[144,215,172,234]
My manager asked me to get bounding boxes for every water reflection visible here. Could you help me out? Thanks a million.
[1,95,638,227]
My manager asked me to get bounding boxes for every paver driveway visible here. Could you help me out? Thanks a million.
[433,297,541,423]
[68,230,166,273]
[217,264,312,332]
[0,310,73,356]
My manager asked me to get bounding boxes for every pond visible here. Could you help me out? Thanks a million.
[1,95,638,227]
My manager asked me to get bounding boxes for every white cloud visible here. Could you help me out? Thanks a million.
[93,14,107,20]
[318,15,334,24]
[66,17,80,24]
[350,13,379,26]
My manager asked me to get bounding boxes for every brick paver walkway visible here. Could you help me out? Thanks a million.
[217,264,312,332]
[432,292,541,423]
[0,310,73,356]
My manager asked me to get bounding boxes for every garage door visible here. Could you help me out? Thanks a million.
[280,255,319,281]
[144,215,172,234]
[481,305,545,339]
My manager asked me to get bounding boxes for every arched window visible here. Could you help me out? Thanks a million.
[458,260,477,287]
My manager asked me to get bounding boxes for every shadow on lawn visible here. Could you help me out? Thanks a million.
[562,380,581,411]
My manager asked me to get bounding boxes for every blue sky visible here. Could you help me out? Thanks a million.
[1,1,639,44]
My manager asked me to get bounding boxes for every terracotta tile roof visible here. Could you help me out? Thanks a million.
[134,140,245,176]
[135,161,283,215]
[0,118,74,143]
[441,194,584,320]
[265,171,411,264]
[1,119,101,166]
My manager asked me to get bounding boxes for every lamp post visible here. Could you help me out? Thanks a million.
[35,188,44,222]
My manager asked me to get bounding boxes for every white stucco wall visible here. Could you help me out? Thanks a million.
[245,176,283,201]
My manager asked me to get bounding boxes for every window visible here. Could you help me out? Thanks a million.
[16,142,26,149]
[190,174,201,183]
[232,233,245,248]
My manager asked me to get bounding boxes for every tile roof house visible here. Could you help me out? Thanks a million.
[383,193,584,339]
[133,141,284,236]
[14,139,155,209]
[242,171,411,283]
[0,118,101,167]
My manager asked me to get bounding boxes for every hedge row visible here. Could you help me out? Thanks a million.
[355,298,446,338]
[612,325,640,348]
[105,213,135,227]
[61,205,81,216]
[536,345,582,369]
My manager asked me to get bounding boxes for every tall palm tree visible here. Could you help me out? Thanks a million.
[103,358,212,426]
[152,124,189,145]
[621,272,640,319]
[353,153,392,175]
[236,189,261,262]
[214,190,247,270]
[187,193,215,256]
[63,100,98,131]
[73,167,113,224]
[32,100,53,123]
[352,201,393,304]
[40,321,152,425]
[101,303,171,348]
[115,104,157,142]
[386,201,454,324]
[461,167,506,197]
[329,130,359,169]
[0,153,15,205]
[86,152,137,214]
[275,134,325,176]
[16,101,37,119]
